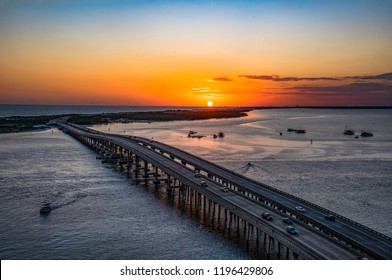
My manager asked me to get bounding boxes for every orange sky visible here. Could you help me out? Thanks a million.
[0,1,391,106]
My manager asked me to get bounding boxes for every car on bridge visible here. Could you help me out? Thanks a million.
[194,172,201,178]
[325,214,336,221]
[200,181,208,187]
[283,217,293,224]
[287,226,297,235]
[261,212,273,221]
[295,206,306,213]
[220,187,229,192]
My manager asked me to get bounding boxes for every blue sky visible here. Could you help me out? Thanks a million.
[0,0,391,105]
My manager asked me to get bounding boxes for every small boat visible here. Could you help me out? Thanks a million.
[40,203,51,214]
[287,128,306,133]
[188,134,205,138]
[360,131,373,137]
[343,129,355,135]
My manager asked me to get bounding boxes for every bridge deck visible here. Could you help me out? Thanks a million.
[127,135,392,259]
[59,123,392,259]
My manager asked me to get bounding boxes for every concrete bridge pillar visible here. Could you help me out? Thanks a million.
[203,195,207,218]
[236,215,240,236]
[228,212,233,234]
[143,160,148,182]
[188,186,192,205]
[277,241,282,259]
[217,204,221,225]
[197,193,202,216]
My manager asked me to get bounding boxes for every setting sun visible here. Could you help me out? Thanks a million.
[0,0,390,107]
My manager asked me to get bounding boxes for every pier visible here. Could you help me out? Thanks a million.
[58,122,392,260]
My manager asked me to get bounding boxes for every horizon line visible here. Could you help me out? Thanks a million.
[1,104,391,109]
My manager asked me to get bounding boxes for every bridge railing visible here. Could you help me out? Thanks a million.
[128,135,392,243]
[61,124,391,258]
[61,123,392,243]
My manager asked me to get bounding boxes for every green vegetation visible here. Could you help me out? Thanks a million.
[0,115,56,133]
[0,108,251,133]
[68,109,249,124]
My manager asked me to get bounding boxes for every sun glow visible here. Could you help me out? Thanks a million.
[207,101,213,107]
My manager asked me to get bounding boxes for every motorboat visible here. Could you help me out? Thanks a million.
[287,128,306,133]
[360,131,373,137]
[40,203,51,214]
[343,129,355,135]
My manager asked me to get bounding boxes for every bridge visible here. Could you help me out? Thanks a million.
[58,122,392,260]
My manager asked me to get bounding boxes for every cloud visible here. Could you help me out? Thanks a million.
[239,75,338,82]
[191,87,211,93]
[291,82,392,94]
[345,73,392,81]
[181,87,222,97]
[209,77,232,82]
[239,72,392,82]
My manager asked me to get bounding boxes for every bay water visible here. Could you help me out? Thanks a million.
[1,108,391,259]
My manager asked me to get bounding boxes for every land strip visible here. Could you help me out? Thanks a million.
[0,108,251,133]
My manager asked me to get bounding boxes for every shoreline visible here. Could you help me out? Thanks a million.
[1,106,391,134]
[0,108,251,134]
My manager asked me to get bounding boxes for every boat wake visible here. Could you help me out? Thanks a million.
[40,192,88,213]
[236,162,271,175]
